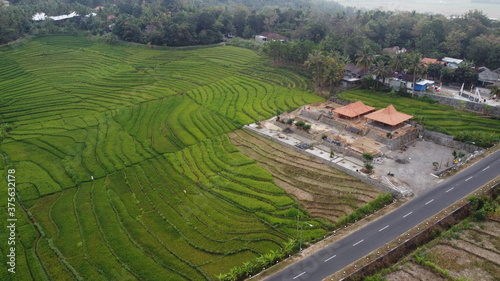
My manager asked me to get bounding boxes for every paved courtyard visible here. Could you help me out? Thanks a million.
[371,139,457,195]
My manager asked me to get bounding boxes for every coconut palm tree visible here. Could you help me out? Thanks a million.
[304,50,326,87]
[355,51,374,73]
[371,61,390,88]
[323,56,346,92]
[389,53,406,74]
[407,53,423,97]
[487,85,500,99]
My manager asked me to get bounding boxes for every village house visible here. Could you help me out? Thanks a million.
[254,32,288,43]
[477,67,500,86]
[382,46,407,56]
[442,57,464,69]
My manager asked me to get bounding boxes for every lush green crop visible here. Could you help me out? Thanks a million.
[0,36,329,280]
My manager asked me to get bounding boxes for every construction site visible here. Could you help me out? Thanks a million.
[276,100,419,156]
[248,100,466,196]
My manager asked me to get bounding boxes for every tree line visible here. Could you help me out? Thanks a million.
[1,0,499,69]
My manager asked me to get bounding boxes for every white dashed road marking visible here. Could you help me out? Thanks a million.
[446,187,454,193]
[425,199,434,205]
[293,272,306,279]
[465,176,473,182]
[482,166,490,172]
[403,212,413,218]
[324,255,336,262]
[353,240,364,247]
[379,225,389,232]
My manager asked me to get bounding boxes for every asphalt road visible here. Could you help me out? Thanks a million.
[265,150,500,281]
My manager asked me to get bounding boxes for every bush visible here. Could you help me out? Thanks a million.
[286,118,295,124]
[335,193,393,228]
[362,153,374,161]
[321,135,328,140]
[295,120,305,127]
[302,124,311,130]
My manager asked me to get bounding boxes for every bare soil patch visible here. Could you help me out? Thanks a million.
[229,129,381,223]
[384,219,500,281]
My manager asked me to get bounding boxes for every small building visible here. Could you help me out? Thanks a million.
[255,35,268,43]
[341,77,361,88]
[333,101,375,119]
[414,79,434,91]
[255,32,288,44]
[365,104,413,127]
[478,67,500,86]
[421,58,445,67]
[442,57,464,69]
[382,46,407,56]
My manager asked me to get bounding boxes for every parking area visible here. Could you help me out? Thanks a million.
[371,139,456,195]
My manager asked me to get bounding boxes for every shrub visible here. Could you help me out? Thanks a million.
[362,153,374,161]
[295,120,305,127]
[302,124,311,130]
[321,134,328,140]
[286,118,294,124]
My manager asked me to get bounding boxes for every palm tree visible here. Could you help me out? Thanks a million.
[407,53,423,97]
[389,53,406,74]
[487,85,500,99]
[304,50,326,87]
[323,56,346,92]
[371,61,390,88]
[355,51,374,73]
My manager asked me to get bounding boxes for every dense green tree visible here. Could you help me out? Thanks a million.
[355,47,374,71]
[466,34,500,69]
[113,16,144,42]
[455,62,478,88]
[388,53,406,74]
[305,50,326,87]
[323,56,346,91]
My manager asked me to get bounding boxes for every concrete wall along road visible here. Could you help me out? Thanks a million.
[413,91,500,116]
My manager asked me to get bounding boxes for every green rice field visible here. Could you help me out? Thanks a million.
[0,36,347,280]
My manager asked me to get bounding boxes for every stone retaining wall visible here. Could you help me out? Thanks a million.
[413,91,500,116]
[321,140,364,162]
[419,126,481,153]
[299,110,322,120]
[374,128,420,151]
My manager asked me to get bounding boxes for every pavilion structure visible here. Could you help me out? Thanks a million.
[364,104,413,128]
[333,101,375,120]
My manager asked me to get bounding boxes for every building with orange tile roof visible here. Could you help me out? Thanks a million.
[364,104,413,126]
[333,101,375,119]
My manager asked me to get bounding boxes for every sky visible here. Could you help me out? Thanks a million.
[333,0,500,19]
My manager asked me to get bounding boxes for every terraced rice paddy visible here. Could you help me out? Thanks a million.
[0,36,380,280]
[230,130,379,223]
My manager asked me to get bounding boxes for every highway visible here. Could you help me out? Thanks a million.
[265,149,500,281]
